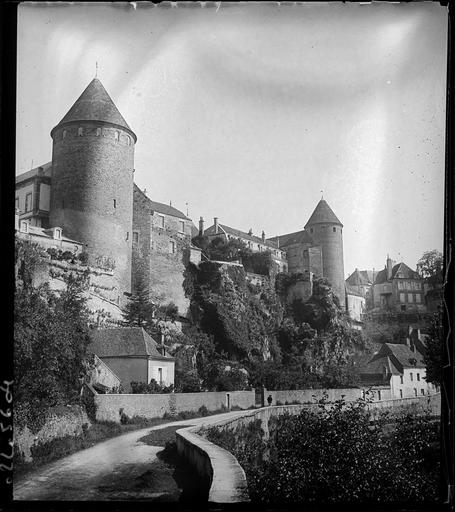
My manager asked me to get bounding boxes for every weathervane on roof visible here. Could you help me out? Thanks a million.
[320,190,324,200]
[186,202,189,217]
[95,61,98,79]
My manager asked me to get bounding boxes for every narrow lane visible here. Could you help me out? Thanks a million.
[13,411,247,501]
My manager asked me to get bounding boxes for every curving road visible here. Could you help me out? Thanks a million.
[13,411,246,501]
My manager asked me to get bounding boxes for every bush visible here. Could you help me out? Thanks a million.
[130,380,174,394]
[198,405,209,417]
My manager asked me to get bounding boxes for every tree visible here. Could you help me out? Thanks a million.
[122,273,156,331]
[417,250,443,286]
[423,310,443,386]
[14,241,93,414]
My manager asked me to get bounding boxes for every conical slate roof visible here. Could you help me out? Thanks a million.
[51,78,136,140]
[305,199,343,227]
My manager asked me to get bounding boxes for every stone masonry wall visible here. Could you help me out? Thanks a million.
[14,405,91,463]
[94,391,256,423]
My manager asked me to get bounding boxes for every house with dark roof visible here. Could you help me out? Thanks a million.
[202,217,287,272]
[88,327,175,392]
[371,256,425,313]
[359,342,437,399]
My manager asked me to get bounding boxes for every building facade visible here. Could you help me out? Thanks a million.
[371,257,425,313]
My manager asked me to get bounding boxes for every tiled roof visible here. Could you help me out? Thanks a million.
[267,229,313,248]
[346,269,372,287]
[374,262,421,284]
[18,225,82,244]
[133,184,190,220]
[305,199,343,228]
[16,162,52,184]
[89,327,174,360]
[366,343,425,375]
[52,78,136,140]
[205,223,281,250]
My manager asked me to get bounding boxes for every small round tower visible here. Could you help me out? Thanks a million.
[49,78,136,302]
[305,199,345,309]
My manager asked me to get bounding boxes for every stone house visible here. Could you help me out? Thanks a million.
[345,284,365,329]
[15,211,84,255]
[88,327,175,392]
[345,268,377,309]
[202,217,287,273]
[371,257,425,313]
[15,162,52,228]
[360,342,437,399]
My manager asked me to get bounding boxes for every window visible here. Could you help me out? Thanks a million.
[416,294,422,303]
[398,281,404,290]
[126,135,131,145]
[15,197,19,210]
[158,215,165,228]
[126,232,129,241]
[414,388,418,397]
[114,131,119,140]
[54,228,62,240]
[408,293,414,303]
[421,389,425,396]
[169,241,176,254]
[417,373,420,381]
[310,228,314,233]
[20,220,29,233]
[399,389,403,398]
[333,227,336,232]
[415,282,421,290]
[25,193,32,212]
[78,127,83,136]
[401,305,406,311]
[63,130,67,139]
[158,368,163,385]
[400,375,403,384]
[113,199,117,209]
[179,220,185,233]
[378,390,381,400]
[410,372,413,381]
[133,231,139,244]
[96,127,101,136]
[399,293,405,303]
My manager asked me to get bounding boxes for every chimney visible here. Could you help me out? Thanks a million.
[261,230,265,242]
[214,217,219,234]
[248,228,253,236]
[199,216,204,236]
[386,255,393,280]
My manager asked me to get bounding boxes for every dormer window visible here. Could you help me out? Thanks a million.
[53,228,62,240]
[78,127,83,136]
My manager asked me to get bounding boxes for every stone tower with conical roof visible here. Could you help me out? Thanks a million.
[49,78,137,303]
[305,199,345,308]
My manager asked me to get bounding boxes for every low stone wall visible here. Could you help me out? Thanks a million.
[265,387,363,406]
[94,390,256,423]
[176,393,442,503]
[176,425,249,503]
[14,405,91,463]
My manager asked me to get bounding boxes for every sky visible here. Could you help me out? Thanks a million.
[16,2,448,277]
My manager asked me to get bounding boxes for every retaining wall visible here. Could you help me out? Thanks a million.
[175,392,441,503]
[265,387,363,406]
[94,390,256,423]
[14,405,91,463]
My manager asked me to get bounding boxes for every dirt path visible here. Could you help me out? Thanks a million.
[13,411,246,501]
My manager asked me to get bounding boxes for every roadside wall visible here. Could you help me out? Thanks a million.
[264,387,363,405]
[94,390,256,423]
[14,405,91,463]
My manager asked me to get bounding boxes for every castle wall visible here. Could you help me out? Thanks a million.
[132,185,192,315]
[50,122,134,304]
